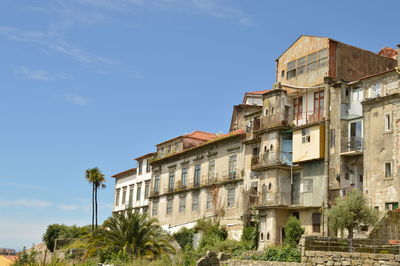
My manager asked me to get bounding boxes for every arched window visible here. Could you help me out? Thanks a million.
[271,107,274,114]
[260,232,264,241]
[264,145,267,152]
[270,144,273,151]
[265,108,269,116]
[267,232,270,240]
[268,183,272,190]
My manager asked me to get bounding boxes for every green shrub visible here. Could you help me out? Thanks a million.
[241,225,258,250]
[173,227,195,250]
[247,246,301,262]
[213,239,249,257]
[284,216,304,248]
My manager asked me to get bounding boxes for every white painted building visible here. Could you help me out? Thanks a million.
[112,152,156,214]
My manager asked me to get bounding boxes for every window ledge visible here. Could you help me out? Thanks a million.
[383,130,393,135]
[383,177,394,181]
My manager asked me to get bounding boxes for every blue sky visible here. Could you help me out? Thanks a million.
[0,0,398,250]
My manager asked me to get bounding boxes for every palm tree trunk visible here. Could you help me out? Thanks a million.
[92,182,95,232]
[95,186,98,228]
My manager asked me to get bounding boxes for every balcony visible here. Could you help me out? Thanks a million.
[260,113,291,130]
[251,151,292,170]
[292,111,324,127]
[257,191,290,206]
[341,137,363,155]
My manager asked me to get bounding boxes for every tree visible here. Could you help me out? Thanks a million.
[43,224,63,252]
[326,189,378,247]
[85,167,106,230]
[284,216,304,248]
[87,211,175,261]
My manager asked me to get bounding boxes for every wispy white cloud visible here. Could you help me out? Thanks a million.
[15,66,70,81]
[0,181,48,192]
[0,25,118,72]
[58,204,79,211]
[0,199,52,208]
[65,93,90,106]
[58,0,253,26]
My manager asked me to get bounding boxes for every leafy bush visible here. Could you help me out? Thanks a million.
[15,246,37,266]
[241,225,258,250]
[42,224,90,252]
[194,219,228,253]
[173,227,195,250]
[284,216,304,248]
[246,246,301,262]
[213,239,248,257]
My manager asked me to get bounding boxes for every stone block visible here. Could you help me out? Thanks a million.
[342,261,351,265]
[311,257,326,264]
[375,254,395,260]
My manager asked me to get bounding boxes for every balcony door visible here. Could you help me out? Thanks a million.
[349,120,362,151]
[281,138,292,165]
[313,90,324,120]
[291,173,300,205]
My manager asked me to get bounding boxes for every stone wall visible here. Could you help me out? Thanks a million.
[302,250,400,265]
[221,260,303,266]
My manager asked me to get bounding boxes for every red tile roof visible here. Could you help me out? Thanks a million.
[111,168,137,178]
[378,47,397,59]
[152,129,245,164]
[245,90,270,95]
[184,131,217,141]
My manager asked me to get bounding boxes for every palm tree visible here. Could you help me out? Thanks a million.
[85,167,106,230]
[88,211,175,259]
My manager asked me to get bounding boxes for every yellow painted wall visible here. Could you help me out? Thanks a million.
[0,256,16,266]
[293,124,325,162]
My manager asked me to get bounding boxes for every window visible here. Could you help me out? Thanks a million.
[312,213,321,233]
[136,185,142,201]
[294,97,303,120]
[142,206,148,214]
[385,202,399,211]
[160,147,164,157]
[167,145,171,153]
[318,49,328,68]
[154,175,160,193]
[144,181,150,198]
[168,171,175,191]
[138,161,143,175]
[181,167,188,187]
[281,70,285,78]
[208,160,215,180]
[352,88,364,102]
[314,90,324,119]
[385,114,392,131]
[265,108,269,116]
[152,200,158,216]
[166,197,173,215]
[192,192,199,211]
[206,191,212,210]
[301,128,311,143]
[287,60,296,79]
[115,188,120,206]
[253,147,259,156]
[175,142,179,151]
[179,195,186,213]
[146,159,151,173]
[302,179,313,192]
[128,185,134,207]
[385,162,392,177]
[227,187,236,207]
[271,107,274,114]
[297,56,306,75]
[372,83,382,98]
[330,129,336,149]
[307,52,318,71]
[194,164,201,186]
[122,187,127,205]
[229,155,237,179]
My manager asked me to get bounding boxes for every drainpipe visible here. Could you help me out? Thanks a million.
[323,77,332,237]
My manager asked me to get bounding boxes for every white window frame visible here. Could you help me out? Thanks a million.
[385,113,392,132]
[385,162,393,178]
[371,83,382,98]
[227,187,236,207]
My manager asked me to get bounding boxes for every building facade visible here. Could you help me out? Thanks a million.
[111,35,400,248]
[112,152,156,213]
